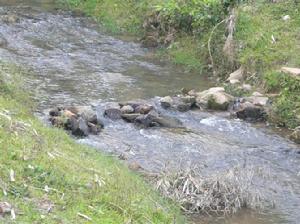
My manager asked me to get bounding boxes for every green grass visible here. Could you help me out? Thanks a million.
[0,62,184,223]
[235,0,300,128]
[62,0,159,35]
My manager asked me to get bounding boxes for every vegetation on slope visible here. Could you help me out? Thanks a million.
[0,62,183,223]
[235,1,300,128]
[63,0,300,129]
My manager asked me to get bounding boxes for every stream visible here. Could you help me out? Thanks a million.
[0,1,299,223]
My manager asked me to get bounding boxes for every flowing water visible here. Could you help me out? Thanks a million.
[0,1,299,223]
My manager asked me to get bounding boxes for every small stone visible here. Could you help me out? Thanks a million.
[121,105,134,114]
[134,104,153,114]
[187,89,198,96]
[227,67,244,82]
[180,95,196,104]
[160,96,173,109]
[282,15,290,21]
[128,162,142,171]
[63,110,77,119]
[87,122,101,135]
[49,108,61,117]
[121,113,140,123]
[236,104,267,122]
[104,108,122,120]
[70,117,89,137]
[50,116,65,128]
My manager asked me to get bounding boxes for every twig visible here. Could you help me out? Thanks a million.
[77,212,92,221]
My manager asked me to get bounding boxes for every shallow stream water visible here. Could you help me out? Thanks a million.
[0,1,299,223]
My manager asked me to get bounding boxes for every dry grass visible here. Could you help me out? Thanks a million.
[153,165,270,215]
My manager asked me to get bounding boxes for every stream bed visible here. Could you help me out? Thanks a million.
[0,1,299,223]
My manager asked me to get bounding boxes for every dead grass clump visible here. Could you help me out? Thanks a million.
[153,166,269,215]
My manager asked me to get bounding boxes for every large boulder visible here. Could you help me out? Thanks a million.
[290,127,300,144]
[196,87,234,110]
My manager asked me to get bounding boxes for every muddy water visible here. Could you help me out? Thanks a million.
[0,1,299,224]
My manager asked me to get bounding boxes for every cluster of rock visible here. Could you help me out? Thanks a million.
[160,87,269,122]
[48,102,184,137]
[49,106,103,137]
[103,101,183,128]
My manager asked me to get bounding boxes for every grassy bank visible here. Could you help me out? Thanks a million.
[63,0,300,129]
[0,62,183,223]
[235,1,300,128]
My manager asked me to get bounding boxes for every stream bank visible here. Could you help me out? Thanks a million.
[0,1,299,224]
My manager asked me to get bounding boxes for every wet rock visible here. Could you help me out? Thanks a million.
[187,89,198,97]
[119,101,149,110]
[2,14,20,24]
[175,100,192,112]
[135,113,157,128]
[104,103,122,120]
[134,104,153,114]
[196,87,234,110]
[160,96,194,112]
[180,95,196,105]
[236,102,267,122]
[121,113,140,123]
[70,117,89,137]
[290,127,300,144]
[87,122,101,135]
[104,108,122,120]
[121,105,134,114]
[160,96,173,109]
[62,109,77,119]
[153,115,183,128]
[50,116,66,128]
[49,107,61,117]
